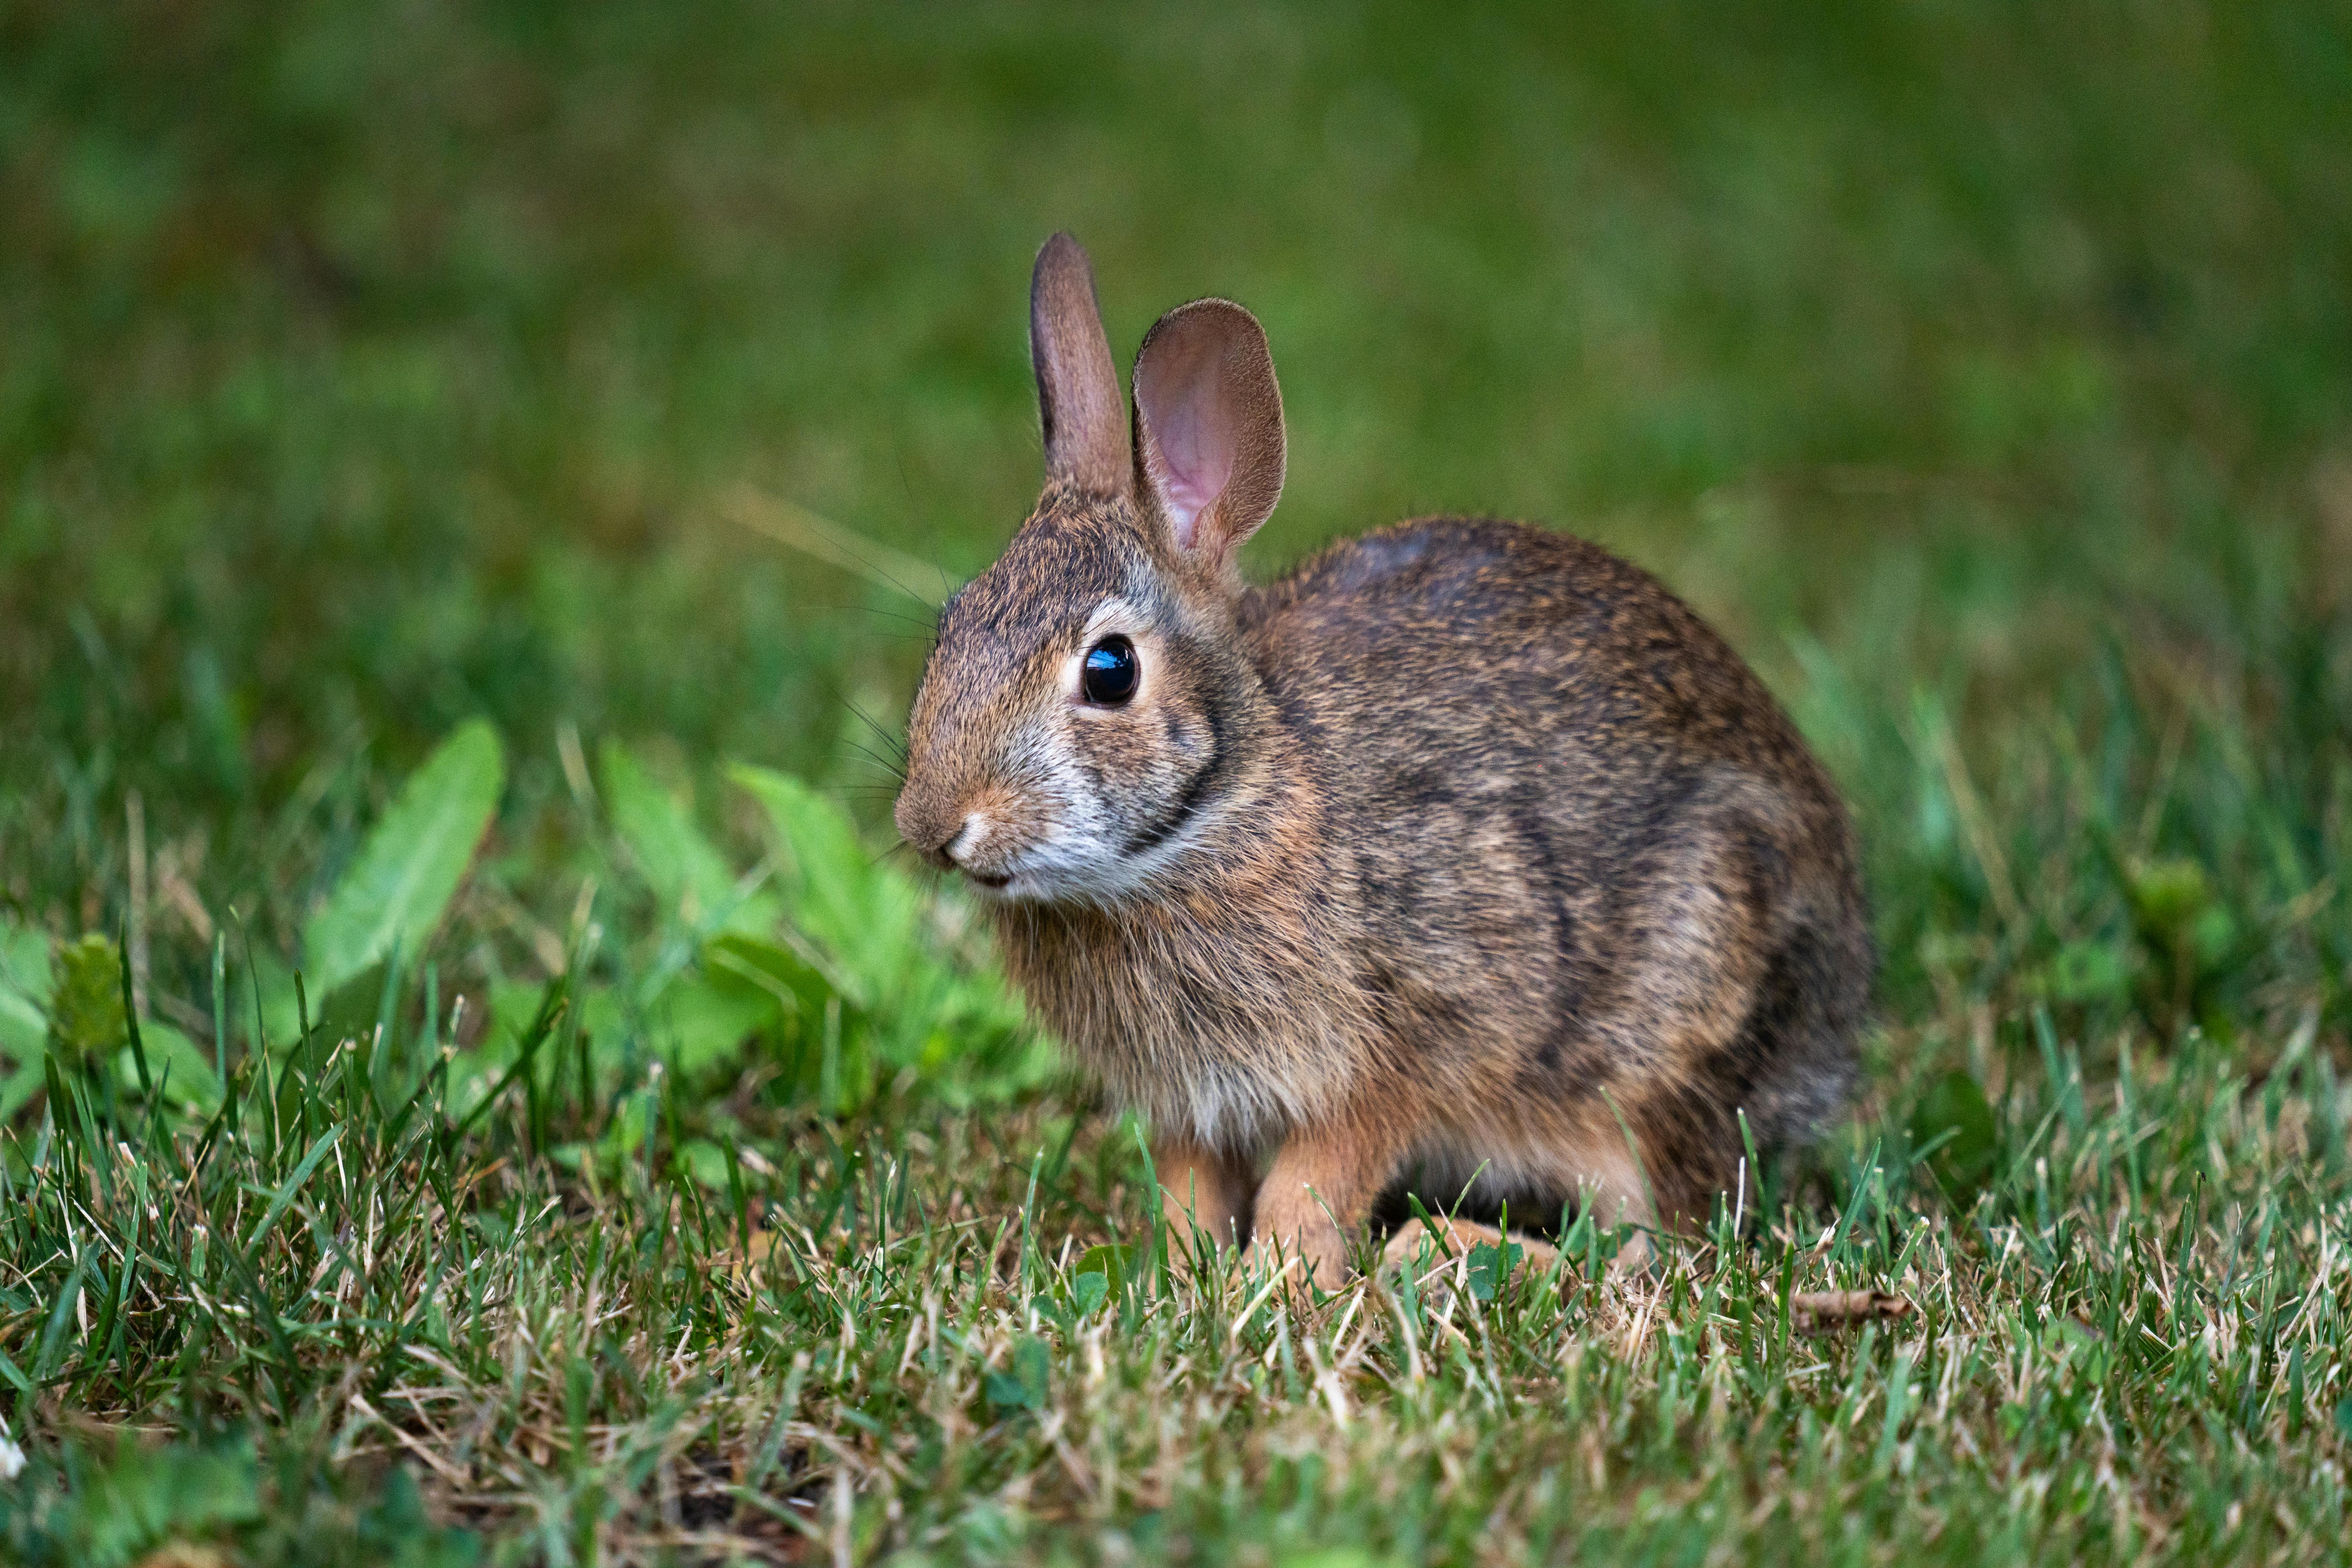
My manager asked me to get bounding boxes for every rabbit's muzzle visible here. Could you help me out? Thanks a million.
[895,767,1043,893]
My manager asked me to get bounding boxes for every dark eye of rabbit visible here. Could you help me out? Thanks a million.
[1081,635,1139,705]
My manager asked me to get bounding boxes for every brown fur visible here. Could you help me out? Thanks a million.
[896,236,1873,1290]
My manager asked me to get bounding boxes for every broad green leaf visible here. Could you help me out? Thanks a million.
[986,1335,1051,1413]
[247,1127,343,1252]
[680,1138,732,1189]
[642,971,775,1079]
[1075,1243,1130,1295]
[1466,1238,1525,1301]
[727,763,1040,1103]
[68,1437,262,1560]
[0,926,50,1124]
[730,764,924,999]
[241,946,306,1056]
[703,932,836,1023]
[0,927,53,1120]
[0,970,47,1066]
[304,720,505,998]
[2125,856,2212,939]
[600,739,737,927]
[1276,1550,1399,1568]
[1908,1069,1999,1204]
[0,920,52,1009]
[0,1059,42,1126]
[112,1020,222,1112]
[46,933,126,1073]
[2045,939,2131,1005]
[444,980,561,1124]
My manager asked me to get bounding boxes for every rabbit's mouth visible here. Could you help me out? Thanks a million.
[966,870,1013,891]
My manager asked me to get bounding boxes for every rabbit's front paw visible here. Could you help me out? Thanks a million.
[1155,1135,1253,1277]
[1247,1125,1397,1294]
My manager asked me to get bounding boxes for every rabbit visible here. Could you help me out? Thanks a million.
[893,233,1873,1292]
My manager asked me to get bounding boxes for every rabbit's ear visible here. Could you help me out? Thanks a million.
[1132,299,1286,564]
[1030,234,1131,494]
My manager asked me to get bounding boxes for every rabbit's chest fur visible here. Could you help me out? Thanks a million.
[990,799,1374,1153]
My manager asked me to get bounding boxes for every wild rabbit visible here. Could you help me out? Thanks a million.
[894,235,1872,1291]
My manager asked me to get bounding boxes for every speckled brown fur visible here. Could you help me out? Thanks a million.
[895,236,1873,1289]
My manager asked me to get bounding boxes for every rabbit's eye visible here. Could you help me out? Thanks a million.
[1081,635,1140,705]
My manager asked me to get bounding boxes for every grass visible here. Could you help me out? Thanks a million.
[4,991,2350,1563]
[2,1,2351,1562]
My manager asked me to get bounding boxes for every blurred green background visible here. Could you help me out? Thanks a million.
[4,9,2352,1556]
[4,0,2349,1034]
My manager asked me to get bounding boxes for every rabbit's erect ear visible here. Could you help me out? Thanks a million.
[1030,233,1131,494]
[1132,299,1285,565]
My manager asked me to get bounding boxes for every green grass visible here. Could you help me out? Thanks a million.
[3,1,2351,1562]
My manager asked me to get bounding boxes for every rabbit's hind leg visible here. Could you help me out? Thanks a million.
[1588,770,1840,1228]
[1380,1214,1562,1280]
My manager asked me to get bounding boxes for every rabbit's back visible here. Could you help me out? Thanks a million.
[1241,518,1870,1204]
[1243,518,1813,783]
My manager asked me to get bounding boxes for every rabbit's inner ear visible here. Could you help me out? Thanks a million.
[1139,376,1233,548]
[1133,298,1286,568]
[1029,233,1131,495]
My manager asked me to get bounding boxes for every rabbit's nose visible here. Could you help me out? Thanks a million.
[943,813,1013,889]
[902,808,986,873]
[942,812,990,867]
[894,783,959,869]
[905,821,959,871]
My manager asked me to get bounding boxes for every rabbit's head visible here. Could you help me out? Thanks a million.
[894,235,1286,905]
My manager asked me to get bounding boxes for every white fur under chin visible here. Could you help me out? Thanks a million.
[966,751,1232,910]
[970,821,1223,908]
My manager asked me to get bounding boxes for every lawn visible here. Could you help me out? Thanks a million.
[3,2,2351,1562]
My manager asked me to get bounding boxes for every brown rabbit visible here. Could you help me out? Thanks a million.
[894,234,1872,1291]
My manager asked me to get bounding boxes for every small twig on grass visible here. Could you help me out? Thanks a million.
[1789,1290,1914,1334]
